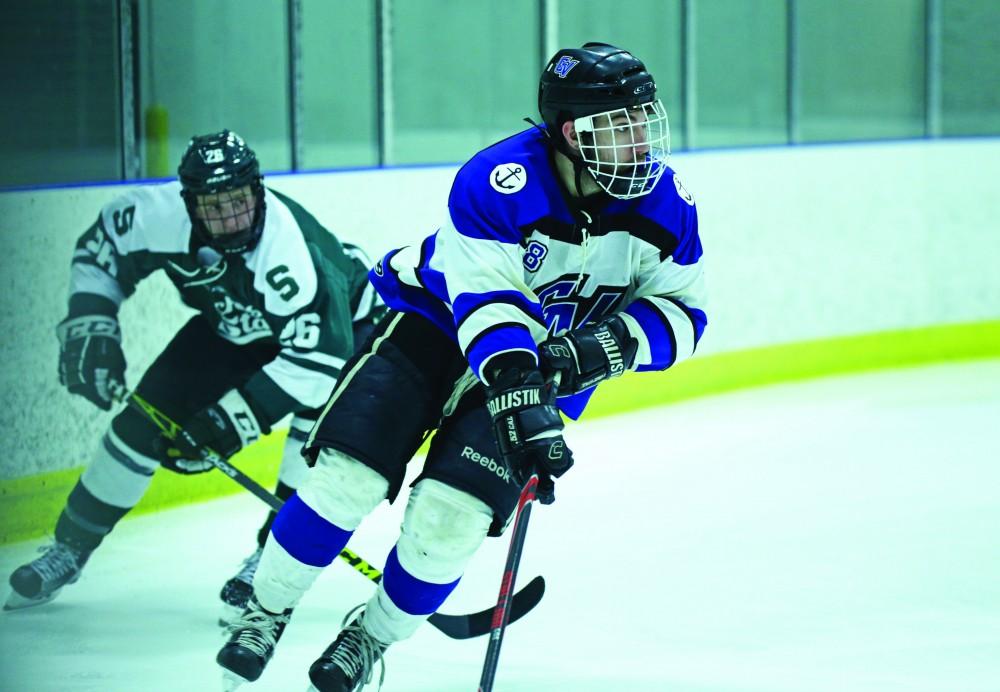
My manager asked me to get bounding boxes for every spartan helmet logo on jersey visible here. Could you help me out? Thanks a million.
[178,130,266,256]
[539,42,670,200]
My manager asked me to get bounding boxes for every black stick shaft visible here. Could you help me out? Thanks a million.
[478,475,538,692]
[200,450,283,511]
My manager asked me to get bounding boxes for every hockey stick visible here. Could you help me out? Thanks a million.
[478,474,540,691]
[116,388,283,512]
[112,385,545,640]
[478,370,562,690]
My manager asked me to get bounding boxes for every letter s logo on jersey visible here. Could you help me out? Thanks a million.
[490,163,527,194]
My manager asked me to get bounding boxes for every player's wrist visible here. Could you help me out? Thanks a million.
[67,293,119,319]
[483,351,538,387]
[172,388,264,465]
[593,314,638,373]
[219,388,268,445]
[538,314,638,395]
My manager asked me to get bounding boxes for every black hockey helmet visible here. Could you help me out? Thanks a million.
[538,43,670,200]
[538,42,658,133]
[178,130,266,255]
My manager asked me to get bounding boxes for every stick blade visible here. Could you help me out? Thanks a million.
[428,575,546,640]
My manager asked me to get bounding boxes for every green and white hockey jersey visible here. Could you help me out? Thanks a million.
[68,181,375,422]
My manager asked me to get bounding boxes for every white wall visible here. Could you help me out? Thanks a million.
[0,139,997,479]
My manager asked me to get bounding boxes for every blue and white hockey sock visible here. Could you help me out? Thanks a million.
[253,448,390,612]
[360,479,494,643]
[254,493,353,612]
[363,546,462,644]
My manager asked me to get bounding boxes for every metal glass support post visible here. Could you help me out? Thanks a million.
[786,0,800,144]
[376,0,394,166]
[118,0,141,180]
[925,0,942,138]
[681,0,696,150]
[287,0,303,171]
[540,0,559,66]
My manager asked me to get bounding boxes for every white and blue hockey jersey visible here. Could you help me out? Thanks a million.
[370,127,707,419]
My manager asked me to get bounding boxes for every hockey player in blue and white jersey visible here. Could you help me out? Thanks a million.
[5,131,380,621]
[217,43,706,691]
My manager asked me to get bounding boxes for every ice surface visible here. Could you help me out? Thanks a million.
[2,360,998,691]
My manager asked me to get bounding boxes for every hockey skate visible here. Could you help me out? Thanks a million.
[219,546,263,625]
[5,541,89,611]
[217,596,292,690]
[307,606,389,692]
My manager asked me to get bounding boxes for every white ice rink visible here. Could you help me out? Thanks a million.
[2,360,999,692]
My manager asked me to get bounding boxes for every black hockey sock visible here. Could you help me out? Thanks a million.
[54,480,132,553]
[255,481,296,547]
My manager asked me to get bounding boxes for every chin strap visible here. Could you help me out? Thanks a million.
[531,116,594,200]
[522,117,548,137]
[573,162,589,198]
[564,148,600,200]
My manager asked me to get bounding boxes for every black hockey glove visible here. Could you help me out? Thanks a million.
[485,368,573,505]
[160,389,267,474]
[539,315,638,396]
[56,314,126,411]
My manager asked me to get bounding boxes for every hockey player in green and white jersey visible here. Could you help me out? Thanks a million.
[5,131,381,622]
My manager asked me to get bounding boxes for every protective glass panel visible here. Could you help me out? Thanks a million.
[390,0,540,164]
[0,1,120,188]
[137,0,290,177]
[796,0,925,141]
[940,1,1000,135]
[557,0,685,149]
[300,0,379,168]
[693,0,788,148]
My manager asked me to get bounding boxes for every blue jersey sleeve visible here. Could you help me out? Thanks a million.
[620,171,708,371]
[440,158,550,381]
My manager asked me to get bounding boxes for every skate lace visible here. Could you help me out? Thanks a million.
[325,605,387,690]
[32,543,80,583]
[229,606,289,658]
[233,547,263,584]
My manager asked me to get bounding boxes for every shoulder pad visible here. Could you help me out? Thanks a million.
[99,181,191,255]
[670,171,696,207]
[449,132,556,242]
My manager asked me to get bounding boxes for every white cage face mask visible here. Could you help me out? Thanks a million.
[192,184,258,238]
[573,99,670,200]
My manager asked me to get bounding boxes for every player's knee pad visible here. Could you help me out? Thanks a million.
[396,479,492,584]
[80,428,160,508]
[296,448,389,531]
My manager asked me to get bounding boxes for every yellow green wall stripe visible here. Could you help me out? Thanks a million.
[2,319,997,545]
